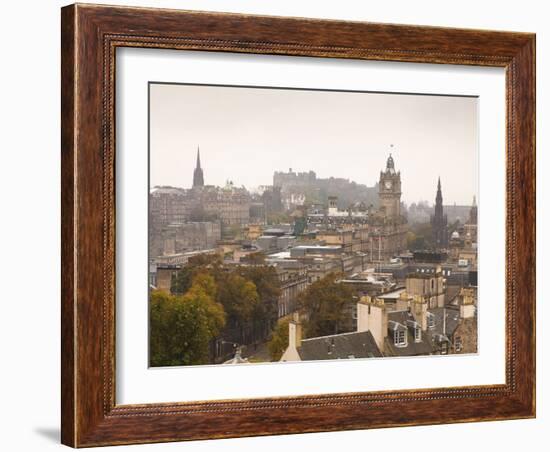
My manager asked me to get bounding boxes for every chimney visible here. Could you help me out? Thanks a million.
[459,288,476,319]
[410,295,429,331]
[357,297,387,351]
[288,312,302,349]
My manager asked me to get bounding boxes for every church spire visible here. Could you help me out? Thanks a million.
[192,146,204,188]
[432,177,448,248]
[436,177,442,203]
[469,194,478,224]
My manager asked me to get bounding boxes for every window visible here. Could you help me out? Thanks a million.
[427,312,435,329]
[414,326,422,342]
[394,329,407,347]
[455,336,463,352]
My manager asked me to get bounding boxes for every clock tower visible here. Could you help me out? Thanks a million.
[378,153,402,219]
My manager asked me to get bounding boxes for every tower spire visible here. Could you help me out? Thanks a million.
[192,146,204,188]
[196,146,201,169]
[432,177,448,248]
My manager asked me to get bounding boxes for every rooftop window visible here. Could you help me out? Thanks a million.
[414,325,422,343]
[394,328,407,348]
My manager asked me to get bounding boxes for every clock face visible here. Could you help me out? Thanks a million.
[384,180,392,189]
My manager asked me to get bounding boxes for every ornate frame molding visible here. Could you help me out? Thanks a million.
[61,4,535,447]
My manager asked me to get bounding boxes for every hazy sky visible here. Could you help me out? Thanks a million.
[149,83,478,205]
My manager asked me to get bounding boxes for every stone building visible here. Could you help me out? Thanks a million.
[154,221,221,257]
[275,262,308,318]
[451,287,478,353]
[367,153,409,261]
[280,313,382,362]
[356,281,477,357]
[149,150,251,256]
[197,183,250,227]
[149,186,192,256]
[405,267,446,309]
[378,153,402,219]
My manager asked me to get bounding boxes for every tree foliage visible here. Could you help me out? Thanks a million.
[216,272,260,327]
[408,221,434,250]
[170,253,222,294]
[150,289,217,367]
[299,273,354,337]
[267,318,290,361]
[160,255,283,364]
[184,273,226,337]
[236,265,281,326]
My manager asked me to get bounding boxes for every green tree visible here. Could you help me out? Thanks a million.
[409,221,434,250]
[150,272,226,366]
[170,253,222,294]
[267,318,290,361]
[299,273,354,337]
[184,273,226,337]
[217,272,260,327]
[149,290,215,367]
[237,265,281,325]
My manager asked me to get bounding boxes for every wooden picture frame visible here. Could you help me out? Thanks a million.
[61,3,535,447]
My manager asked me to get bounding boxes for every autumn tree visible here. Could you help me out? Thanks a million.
[237,265,281,326]
[184,273,226,338]
[216,272,259,327]
[150,274,226,367]
[408,222,435,250]
[267,318,290,361]
[171,253,222,294]
[298,273,354,337]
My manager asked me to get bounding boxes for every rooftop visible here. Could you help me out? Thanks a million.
[298,330,382,361]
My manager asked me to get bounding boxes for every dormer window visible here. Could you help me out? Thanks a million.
[428,312,436,328]
[414,326,422,343]
[394,329,407,347]
[455,336,463,352]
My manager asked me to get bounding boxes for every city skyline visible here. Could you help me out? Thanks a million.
[152,148,475,207]
[150,83,478,205]
[149,84,479,367]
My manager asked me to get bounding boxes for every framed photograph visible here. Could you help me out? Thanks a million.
[61,4,535,447]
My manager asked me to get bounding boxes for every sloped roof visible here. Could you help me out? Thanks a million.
[386,310,434,356]
[298,330,382,361]
[429,307,461,337]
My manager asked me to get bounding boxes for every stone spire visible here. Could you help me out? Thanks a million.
[468,194,478,224]
[431,177,448,248]
[436,177,442,204]
[192,146,204,188]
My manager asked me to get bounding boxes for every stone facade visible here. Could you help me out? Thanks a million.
[149,151,251,258]
[154,221,221,257]
[378,154,402,219]
[276,264,308,318]
[368,153,408,261]
[197,184,250,227]
[405,269,446,309]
